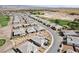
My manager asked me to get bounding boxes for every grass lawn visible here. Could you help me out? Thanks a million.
[0,15,10,27]
[49,19,71,25]
[0,39,6,47]
[48,19,79,30]
[30,11,44,15]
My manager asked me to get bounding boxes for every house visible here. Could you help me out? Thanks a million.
[13,16,21,24]
[63,36,79,47]
[50,23,62,30]
[13,24,22,29]
[34,25,45,31]
[13,28,26,36]
[27,27,36,33]
[32,36,48,48]
[16,41,40,53]
[62,30,78,36]
[23,24,31,27]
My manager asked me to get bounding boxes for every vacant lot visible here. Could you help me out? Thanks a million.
[0,15,10,27]
[36,11,79,21]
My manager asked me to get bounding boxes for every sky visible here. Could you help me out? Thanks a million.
[34,5,79,8]
[0,5,79,9]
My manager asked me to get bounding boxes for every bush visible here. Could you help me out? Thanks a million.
[0,39,6,46]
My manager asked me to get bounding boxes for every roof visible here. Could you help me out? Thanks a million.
[34,25,45,31]
[13,24,22,28]
[17,41,39,53]
[32,36,46,45]
[67,36,79,46]
[27,27,36,33]
[13,16,20,23]
[13,28,25,35]
[62,30,78,36]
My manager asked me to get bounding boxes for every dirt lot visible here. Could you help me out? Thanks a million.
[36,11,79,21]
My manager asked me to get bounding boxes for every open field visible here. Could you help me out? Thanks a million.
[56,8,79,14]
[34,10,79,21]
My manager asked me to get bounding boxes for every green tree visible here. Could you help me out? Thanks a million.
[55,19,59,24]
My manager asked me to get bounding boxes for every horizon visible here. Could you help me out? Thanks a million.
[0,5,79,8]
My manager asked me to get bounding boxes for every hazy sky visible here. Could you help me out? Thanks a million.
[34,5,79,8]
[0,5,79,8]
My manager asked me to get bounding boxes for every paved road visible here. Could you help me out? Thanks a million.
[27,15,63,53]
